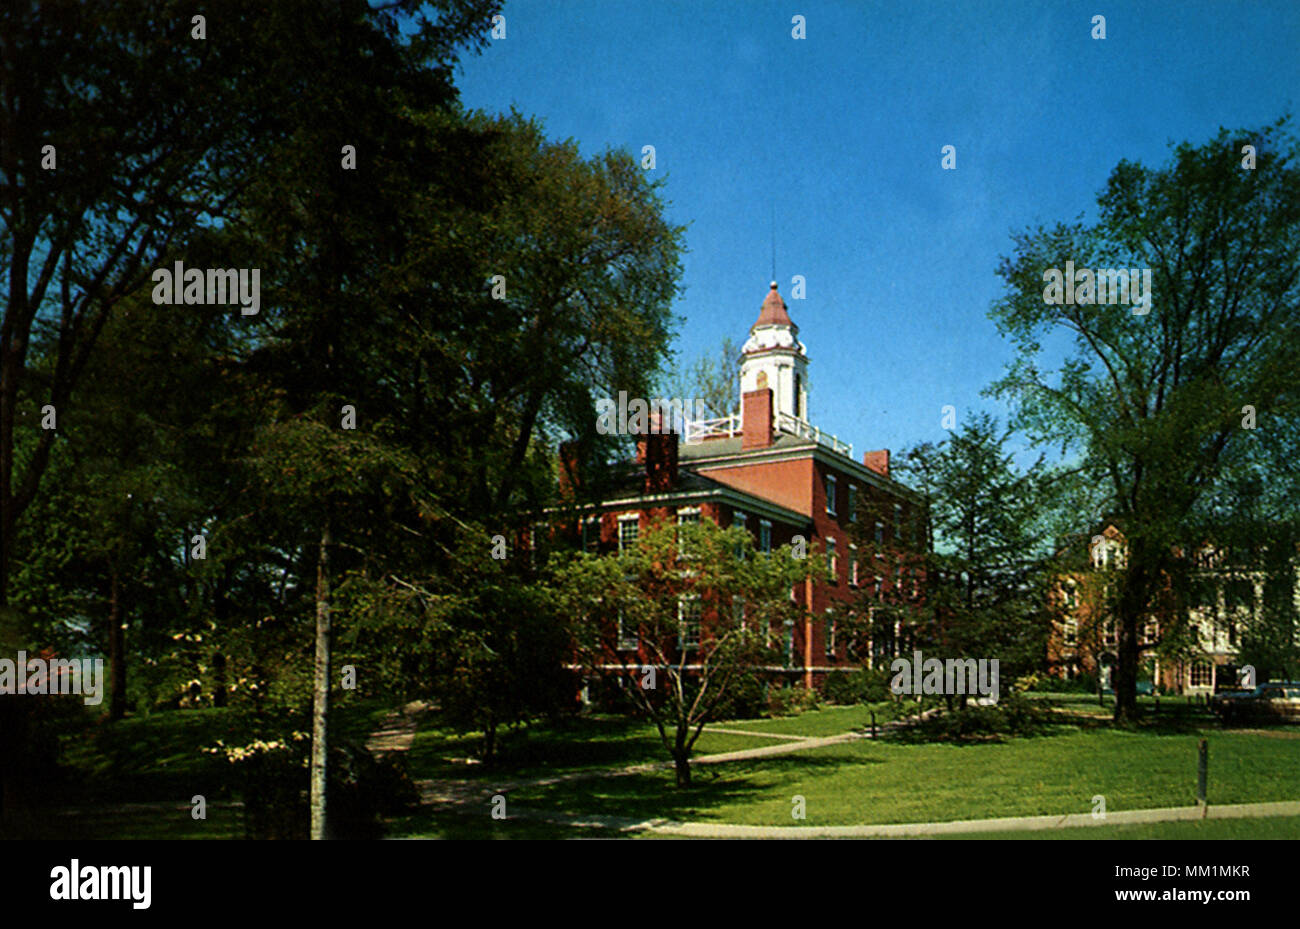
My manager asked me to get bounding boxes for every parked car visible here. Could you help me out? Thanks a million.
[1211,681,1300,724]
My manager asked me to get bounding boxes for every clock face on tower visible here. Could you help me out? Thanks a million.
[756,371,768,389]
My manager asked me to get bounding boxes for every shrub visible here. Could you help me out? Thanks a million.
[208,732,418,839]
[1030,672,1098,694]
[767,683,819,717]
[822,667,892,705]
[895,692,1049,743]
[709,668,768,720]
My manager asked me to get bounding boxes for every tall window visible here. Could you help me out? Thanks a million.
[676,507,701,557]
[784,620,795,668]
[617,607,638,650]
[893,504,903,539]
[733,511,748,558]
[618,515,639,553]
[848,485,857,523]
[582,518,601,554]
[760,519,772,553]
[850,544,859,586]
[826,537,838,582]
[825,474,837,516]
[678,597,701,649]
[874,521,885,550]
[732,596,745,628]
[825,609,836,657]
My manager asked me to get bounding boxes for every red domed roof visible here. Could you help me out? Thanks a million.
[754,281,794,328]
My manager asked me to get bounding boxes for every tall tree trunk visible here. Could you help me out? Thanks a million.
[1113,543,1151,725]
[483,714,496,763]
[673,727,691,787]
[108,561,126,720]
[673,750,692,787]
[310,518,332,840]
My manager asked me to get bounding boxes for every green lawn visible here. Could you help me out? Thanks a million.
[400,712,796,788]
[428,725,1300,836]
[708,703,898,737]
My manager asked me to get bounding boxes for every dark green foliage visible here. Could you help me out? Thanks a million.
[234,737,419,840]
[892,693,1050,743]
[822,668,893,705]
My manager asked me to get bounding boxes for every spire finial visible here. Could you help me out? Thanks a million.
[770,202,776,282]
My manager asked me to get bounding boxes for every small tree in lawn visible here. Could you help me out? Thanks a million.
[553,517,816,786]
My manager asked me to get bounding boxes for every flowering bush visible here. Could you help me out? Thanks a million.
[205,731,416,839]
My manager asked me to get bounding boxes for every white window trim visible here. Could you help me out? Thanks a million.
[678,595,702,649]
[617,606,639,651]
[617,514,639,553]
[826,474,838,516]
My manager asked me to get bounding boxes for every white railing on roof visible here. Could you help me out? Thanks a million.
[775,412,852,458]
[683,413,741,443]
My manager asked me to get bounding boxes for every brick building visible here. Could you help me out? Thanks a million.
[1048,522,1300,694]
[552,281,926,690]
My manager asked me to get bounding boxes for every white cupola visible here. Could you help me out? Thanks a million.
[739,281,808,421]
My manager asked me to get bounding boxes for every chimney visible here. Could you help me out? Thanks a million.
[741,388,773,450]
[636,412,678,492]
[558,441,583,497]
[863,449,890,477]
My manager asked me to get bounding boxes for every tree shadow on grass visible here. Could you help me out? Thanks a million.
[407,713,670,785]
[490,749,886,830]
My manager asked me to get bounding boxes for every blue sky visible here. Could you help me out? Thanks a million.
[451,0,1299,461]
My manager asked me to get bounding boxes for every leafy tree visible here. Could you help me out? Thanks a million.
[0,0,397,604]
[988,118,1300,722]
[662,337,742,419]
[846,414,1056,705]
[553,518,816,786]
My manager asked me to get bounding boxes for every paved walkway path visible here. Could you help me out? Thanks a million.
[700,727,812,741]
[499,799,1300,838]
[365,700,428,757]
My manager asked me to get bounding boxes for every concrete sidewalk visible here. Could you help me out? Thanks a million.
[638,799,1300,838]
[496,799,1300,838]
